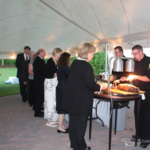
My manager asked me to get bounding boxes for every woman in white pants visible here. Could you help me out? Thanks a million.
[44,48,63,127]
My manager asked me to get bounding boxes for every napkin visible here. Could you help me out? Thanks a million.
[139,94,145,100]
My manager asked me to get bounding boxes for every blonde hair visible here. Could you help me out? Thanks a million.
[52,47,63,56]
[78,43,96,60]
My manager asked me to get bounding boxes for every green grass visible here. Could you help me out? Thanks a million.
[0,68,20,97]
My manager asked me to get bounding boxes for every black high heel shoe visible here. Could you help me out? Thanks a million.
[57,129,69,133]
[65,127,69,131]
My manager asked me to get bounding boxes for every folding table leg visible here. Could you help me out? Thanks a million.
[109,102,113,150]
[89,114,92,141]
[114,108,117,135]
[135,99,140,146]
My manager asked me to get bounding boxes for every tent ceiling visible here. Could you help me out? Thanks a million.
[1,0,150,57]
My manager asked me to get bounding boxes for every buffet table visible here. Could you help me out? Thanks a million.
[89,93,141,150]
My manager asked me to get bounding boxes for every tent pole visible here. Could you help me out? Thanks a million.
[105,43,107,77]
[2,59,4,66]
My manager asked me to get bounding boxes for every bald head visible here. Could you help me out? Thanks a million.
[38,48,46,59]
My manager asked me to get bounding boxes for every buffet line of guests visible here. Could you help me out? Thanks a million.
[16,43,107,150]
[15,43,150,149]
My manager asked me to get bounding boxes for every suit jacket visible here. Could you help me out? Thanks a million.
[33,56,46,86]
[61,59,100,116]
[23,60,30,82]
[15,53,26,78]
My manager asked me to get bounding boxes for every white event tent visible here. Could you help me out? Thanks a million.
[1,0,150,59]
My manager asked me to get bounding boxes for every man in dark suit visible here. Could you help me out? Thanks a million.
[23,58,30,105]
[15,46,31,102]
[33,48,46,117]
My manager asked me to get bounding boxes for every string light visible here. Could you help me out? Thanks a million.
[11,55,14,59]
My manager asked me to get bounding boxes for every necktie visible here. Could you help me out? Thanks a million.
[26,54,28,60]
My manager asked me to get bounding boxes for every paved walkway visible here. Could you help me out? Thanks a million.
[0,94,149,150]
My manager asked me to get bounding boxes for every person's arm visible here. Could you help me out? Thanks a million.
[125,75,150,82]
[54,73,57,77]
[41,59,46,77]
[127,63,150,82]
[141,63,150,82]
[28,64,34,75]
[82,64,101,91]
[15,54,21,70]
[23,62,27,85]
[136,75,150,82]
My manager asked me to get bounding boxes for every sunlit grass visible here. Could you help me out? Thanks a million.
[0,68,20,97]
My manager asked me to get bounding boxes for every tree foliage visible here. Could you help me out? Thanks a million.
[70,51,108,75]
[70,56,77,64]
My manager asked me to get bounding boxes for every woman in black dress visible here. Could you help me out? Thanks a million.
[56,52,71,133]
[61,43,107,150]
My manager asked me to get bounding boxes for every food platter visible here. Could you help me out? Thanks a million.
[103,88,146,96]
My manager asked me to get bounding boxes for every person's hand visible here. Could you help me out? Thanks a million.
[113,80,120,88]
[113,80,120,84]
[120,76,127,81]
[24,82,27,85]
[54,73,57,77]
[127,75,138,81]
[101,84,108,90]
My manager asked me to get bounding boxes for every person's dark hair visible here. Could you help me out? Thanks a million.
[132,45,143,51]
[24,46,31,50]
[114,46,123,52]
[57,52,71,68]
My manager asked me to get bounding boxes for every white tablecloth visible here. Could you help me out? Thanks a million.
[92,98,110,127]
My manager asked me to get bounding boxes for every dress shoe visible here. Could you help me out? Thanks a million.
[41,111,44,114]
[57,129,69,133]
[22,98,28,103]
[65,127,69,131]
[46,123,57,127]
[132,135,141,139]
[140,142,150,148]
[34,113,44,118]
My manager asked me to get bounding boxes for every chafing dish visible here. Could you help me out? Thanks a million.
[95,74,117,82]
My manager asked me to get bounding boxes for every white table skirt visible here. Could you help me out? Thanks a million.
[65,98,110,127]
[92,98,110,127]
